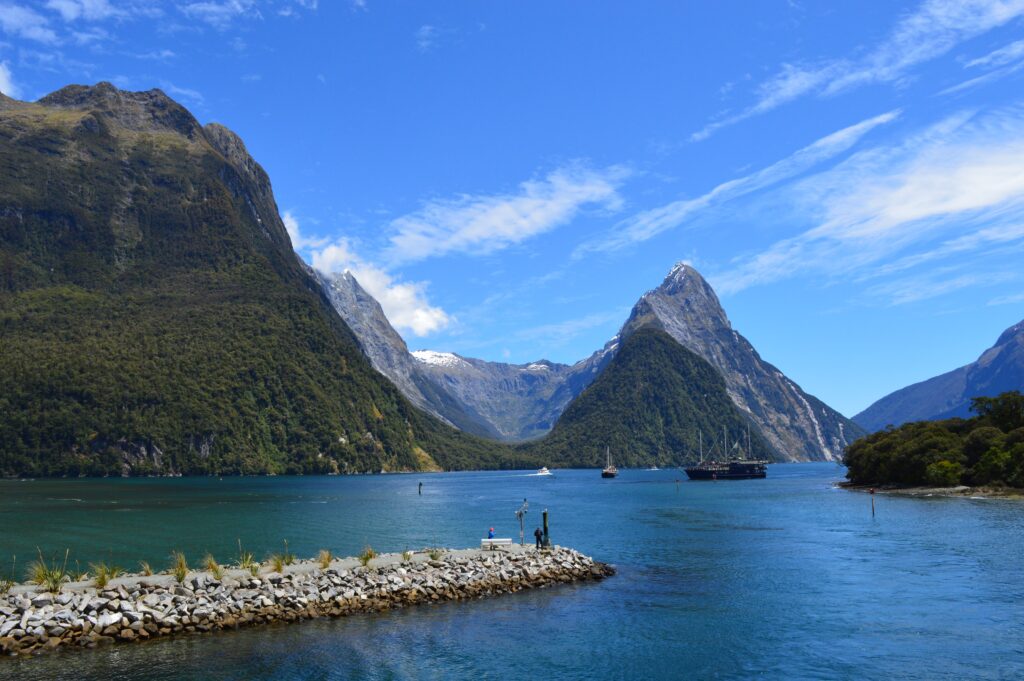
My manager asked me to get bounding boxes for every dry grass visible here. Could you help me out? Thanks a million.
[317,549,333,569]
[90,561,124,589]
[29,548,69,593]
[171,551,189,584]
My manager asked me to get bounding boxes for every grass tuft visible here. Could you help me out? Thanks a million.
[428,548,444,561]
[358,545,376,567]
[171,551,189,584]
[282,539,295,566]
[235,539,257,571]
[402,550,413,563]
[139,561,154,576]
[29,548,69,593]
[90,561,124,589]
[268,553,285,573]
[317,549,333,569]
[203,553,225,580]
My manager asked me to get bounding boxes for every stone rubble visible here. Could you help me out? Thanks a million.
[0,546,613,657]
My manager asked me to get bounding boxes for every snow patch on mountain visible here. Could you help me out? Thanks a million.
[412,350,468,369]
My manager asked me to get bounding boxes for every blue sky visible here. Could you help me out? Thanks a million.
[2,0,1024,416]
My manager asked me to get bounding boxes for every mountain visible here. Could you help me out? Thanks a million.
[532,327,774,467]
[619,263,863,460]
[329,261,858,460]
[854,319,1024,432]
[322,270,614,440]
[0,83,523,477]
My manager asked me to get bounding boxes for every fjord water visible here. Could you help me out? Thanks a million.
[2,464,1023,680]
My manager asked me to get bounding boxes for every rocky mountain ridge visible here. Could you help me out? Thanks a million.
[326,262,861,460]
[854,319,1024,431]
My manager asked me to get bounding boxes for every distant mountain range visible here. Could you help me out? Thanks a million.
[854,319,1024,432]
[327,262,863,461]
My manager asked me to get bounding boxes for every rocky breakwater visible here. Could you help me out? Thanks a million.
[0,545,613,657]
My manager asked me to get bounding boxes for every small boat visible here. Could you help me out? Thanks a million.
[646,465,660,471]
[536,467,553,476]
[601,447,618,478]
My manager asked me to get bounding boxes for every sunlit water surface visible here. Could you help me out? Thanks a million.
[2,463,1023,680]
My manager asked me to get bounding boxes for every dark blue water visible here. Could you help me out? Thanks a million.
[2,464,1023,680]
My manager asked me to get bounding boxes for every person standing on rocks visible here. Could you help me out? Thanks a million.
[488,527,495,539]
[534,527,543,549]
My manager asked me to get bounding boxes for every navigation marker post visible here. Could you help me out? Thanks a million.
[515,498,529,545]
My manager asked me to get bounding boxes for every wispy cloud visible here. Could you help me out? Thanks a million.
[312,239,451,336]
[988,290,1024,305]
[940,38,1024,95]
[159,80,203,105]
[0,59,17,97]
[714,105,1024,300]
[0,3,58,43]
[966,38,1024,68]
[693,0,1024,140]
[415,24,436,52]
[578,110,899,257]
[386,163,630,265]
[282,210,327,250]
[45,0,122,22]
[179,0,260,29]
[515,310,624,346]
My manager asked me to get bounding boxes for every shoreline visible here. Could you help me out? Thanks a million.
[1,545,613,658]
[837,482,1024,499]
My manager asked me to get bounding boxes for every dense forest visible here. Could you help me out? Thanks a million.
[843,391,1024,487]
[530,327,775,467]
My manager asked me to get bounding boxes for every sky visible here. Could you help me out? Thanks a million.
[2,0,1024,417]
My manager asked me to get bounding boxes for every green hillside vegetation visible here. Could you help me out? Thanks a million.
[843,392,1024,487]
[0,85,532,477]
[529,327,775,467]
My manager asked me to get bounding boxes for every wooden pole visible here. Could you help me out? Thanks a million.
[870,488,875,517]
[542,509,550,548]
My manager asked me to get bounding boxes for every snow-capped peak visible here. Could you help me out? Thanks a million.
[411,350,467,369]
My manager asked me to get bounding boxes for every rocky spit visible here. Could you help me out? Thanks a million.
[0,545,613,657]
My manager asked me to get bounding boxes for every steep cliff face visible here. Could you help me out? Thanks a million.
[320,270,614,441]
[620,264,862,460]
[855,319,1024,431]
[0,83,513,476]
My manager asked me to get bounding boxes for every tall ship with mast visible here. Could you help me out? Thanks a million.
[683,427,768,480]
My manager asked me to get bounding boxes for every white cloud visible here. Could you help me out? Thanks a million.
[867,269,1017,305]
[693,0,1024,140]
[159,80,203,105]
[966,38,1024,68]
[714,105,1024,299]
[179,0,259,29]
[45,0,122,22]
[988,290,1024,305]
[312,240,450,336]
[0,3,58,43]
[415,24,435,52]
[580,110,899,256]
[515,310,623,346]
[386,164,629,265]
[0,60,17,98]
[282,210,328,250]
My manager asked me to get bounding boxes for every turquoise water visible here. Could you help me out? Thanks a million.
[2,463,1024,680]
